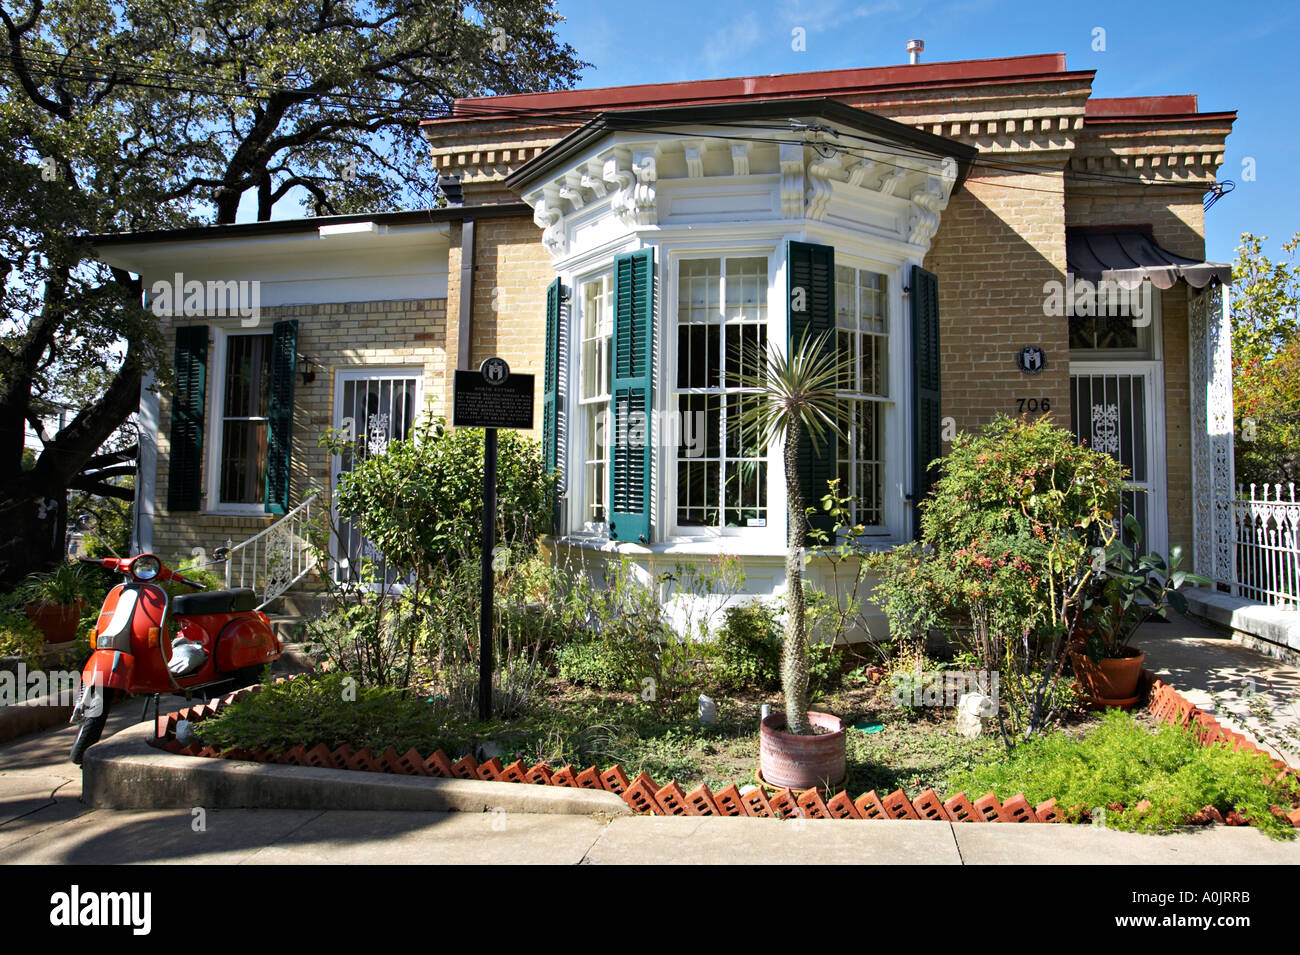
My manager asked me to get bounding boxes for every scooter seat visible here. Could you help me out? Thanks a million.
[171,588,257,616]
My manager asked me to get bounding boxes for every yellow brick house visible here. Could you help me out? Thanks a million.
[92,52,1238,636]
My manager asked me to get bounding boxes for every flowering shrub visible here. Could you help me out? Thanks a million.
[872,414,1128,746]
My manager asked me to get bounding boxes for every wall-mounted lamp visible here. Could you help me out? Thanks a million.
[297,353,318,385]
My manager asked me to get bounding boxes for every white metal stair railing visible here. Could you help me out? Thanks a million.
[222,493,321,610]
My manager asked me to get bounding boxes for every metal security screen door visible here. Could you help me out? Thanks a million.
[331,369,422,586]
[1069,363,1167,555]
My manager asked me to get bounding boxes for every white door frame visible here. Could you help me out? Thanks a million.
[1069,360,1168,557]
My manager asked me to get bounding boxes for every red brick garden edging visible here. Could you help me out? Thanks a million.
[150,676,1300,827]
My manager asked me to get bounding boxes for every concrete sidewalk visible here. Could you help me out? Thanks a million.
[2,804,1297,864]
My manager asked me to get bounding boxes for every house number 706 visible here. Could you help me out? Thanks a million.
[1016,397,1051,414]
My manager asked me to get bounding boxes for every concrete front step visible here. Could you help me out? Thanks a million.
[263,589,329,620]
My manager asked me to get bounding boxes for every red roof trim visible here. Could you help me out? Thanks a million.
[1086,95,1199,116]
[422,53,1088,125]
[1082,95,1235,126]
[1084,111,1237,126]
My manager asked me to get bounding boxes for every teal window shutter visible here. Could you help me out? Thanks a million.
[542,277,565,533]
[542,277,563,475]
[787,240,837,542]
[264,319,298,515]
[167,325,208,512]
[910,265,941,540]
[609,248,654,544]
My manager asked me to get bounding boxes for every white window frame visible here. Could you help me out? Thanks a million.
[830,248,908,544]
[575,271,613,534]
[664,245,783,542]
[205,324,275,515]
[833,260,893,534]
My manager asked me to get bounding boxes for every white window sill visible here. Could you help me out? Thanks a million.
[550,533,905,558]
[203,508,271,518]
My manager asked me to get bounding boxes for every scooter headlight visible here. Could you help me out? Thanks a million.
[132,555,161,581]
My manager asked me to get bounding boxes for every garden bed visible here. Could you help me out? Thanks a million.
[151,671,1300,836]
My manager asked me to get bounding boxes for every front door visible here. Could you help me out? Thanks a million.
[331,369,422,586]
[1069,363,1167,555]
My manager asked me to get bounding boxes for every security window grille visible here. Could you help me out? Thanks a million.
[675,257,769,530]
[219,333,271,505]
[834,265,889,529]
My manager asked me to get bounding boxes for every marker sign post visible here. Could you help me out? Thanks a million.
[452,357,534,720]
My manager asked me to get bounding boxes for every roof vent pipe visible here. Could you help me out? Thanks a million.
[907,39,924,64]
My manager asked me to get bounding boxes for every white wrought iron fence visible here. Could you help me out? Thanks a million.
[223,493,321,609]
[1232,484,1300,608]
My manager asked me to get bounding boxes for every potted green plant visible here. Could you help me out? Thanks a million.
[1069,515,1210,707]
[737,330,854,790]
[19,561,91,645]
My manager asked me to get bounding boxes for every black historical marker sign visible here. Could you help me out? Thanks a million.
[453,359,534,430]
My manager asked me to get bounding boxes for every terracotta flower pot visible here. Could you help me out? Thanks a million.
[1070,648,1144,708]
[759,710,847,791]
[25,599,85,645]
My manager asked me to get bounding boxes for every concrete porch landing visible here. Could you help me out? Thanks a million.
[1133,612,1300,766]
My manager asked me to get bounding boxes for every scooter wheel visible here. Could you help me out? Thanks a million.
[70,688,114,766]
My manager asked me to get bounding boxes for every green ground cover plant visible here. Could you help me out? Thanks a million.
[950,709,1299,838]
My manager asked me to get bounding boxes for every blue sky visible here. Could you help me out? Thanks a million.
[549,0,1300,266]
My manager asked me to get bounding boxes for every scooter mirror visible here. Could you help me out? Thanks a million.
[73,513,98,532]
[212,546,230,562]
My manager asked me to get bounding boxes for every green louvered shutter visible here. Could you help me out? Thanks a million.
[609,248,654,544]
[167,325,208,512]
[910,265,942,540]
[542,277,564,532]
[264,318,298,515]
[787,240,837,543]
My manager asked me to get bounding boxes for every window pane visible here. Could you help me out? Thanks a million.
[223,334,271,418]
[678,324,719,388]
[724,257,767,322]
[581,277,611,400]
[585,405,607,522]
[220,420,268,504]
[724,323,766,388]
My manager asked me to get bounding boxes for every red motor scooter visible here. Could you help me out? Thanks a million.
[69,553,282,764]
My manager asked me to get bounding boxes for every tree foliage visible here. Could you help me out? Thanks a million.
[1231,233,1300,487]
[328,415,553,584]
[0,0,585,585]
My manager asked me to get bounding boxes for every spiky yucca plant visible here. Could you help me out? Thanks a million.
[735,330,855,735]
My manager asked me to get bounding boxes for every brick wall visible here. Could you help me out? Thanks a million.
[924,165,1071,435]
[151,298,447,568]
[444,214,553,443]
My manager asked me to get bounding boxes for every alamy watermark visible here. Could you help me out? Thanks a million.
[596,403,708,457]
[150,272,261,326]
[890,668,1000,708]
[0,664,81,707]
[1042,273,1153,325]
